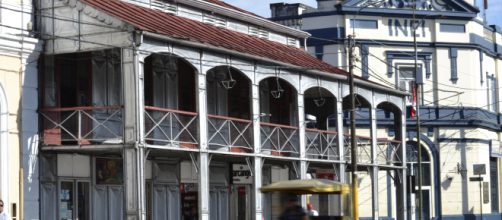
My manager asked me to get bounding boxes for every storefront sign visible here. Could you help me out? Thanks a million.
[232,164,252,184]
[388,19,427,37]
[473,164,486,175]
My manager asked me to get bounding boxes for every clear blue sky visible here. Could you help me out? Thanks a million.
[224,0,502,27]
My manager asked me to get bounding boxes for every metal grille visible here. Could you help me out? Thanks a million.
[40,106,123,145]
[207,115,253,152]
[260,122,299,156]
[144,106,198,148]
[376,139,402,165]
[305,128,339,160]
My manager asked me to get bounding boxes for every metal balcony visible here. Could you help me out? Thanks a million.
[207,114,253,153]
[260,122,299,157]
[144,106,198,149]
[305,128,339,160]
[376,139,402,165]
[40,106,123,145]
[343,135,372,164]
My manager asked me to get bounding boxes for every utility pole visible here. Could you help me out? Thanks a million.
[413,0,423,219]
[348,34,359,220]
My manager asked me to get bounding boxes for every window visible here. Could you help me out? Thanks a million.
[350,19,378,29]
[491,158,499,212]
[398,66,417,105]
[487,74,497,112]
[440,24,465,33]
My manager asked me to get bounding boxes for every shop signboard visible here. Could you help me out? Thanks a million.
[232,164,252,184]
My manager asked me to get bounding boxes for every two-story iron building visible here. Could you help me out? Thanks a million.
[34,0,409,219]
[270,0,502,219]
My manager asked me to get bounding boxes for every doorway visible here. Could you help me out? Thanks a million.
[58,180,90,220]
[406,142,433,220]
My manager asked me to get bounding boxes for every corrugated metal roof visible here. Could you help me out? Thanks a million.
[81,0,347,75]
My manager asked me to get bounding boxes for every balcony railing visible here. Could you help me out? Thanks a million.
[144,106,198,148]
[305,128,339,160]
[260,122,299,156]
[376,139,402,165]
[343,135,372,164]
[40,106,123,145]
[207,114,253,153]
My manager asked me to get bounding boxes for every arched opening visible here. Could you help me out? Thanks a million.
[342,94,373,217]
[376,102,403,165]
[304,87,338,160]
[406,141,433,220]
[376,102,404,219]
[342,94,372,163]
[303,87,341,216]
[259,77,298,156]
[259,77,297,126]
[206,66,252,152]
[143,53,198,148]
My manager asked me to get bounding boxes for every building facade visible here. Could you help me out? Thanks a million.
[0,0,40,219]
[270,0,502,219]
[35,0,409,219]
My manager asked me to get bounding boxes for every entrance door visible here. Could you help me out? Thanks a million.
[230,185,251,220]
[93,185,124,220]
[153,184,180,220]
[416,189,431,220]
[58,180,90,220]
[210,185,229,220]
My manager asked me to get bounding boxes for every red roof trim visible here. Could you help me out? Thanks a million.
[80,0,347,75]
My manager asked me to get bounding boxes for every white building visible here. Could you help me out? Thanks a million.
[34,0,409,219]
[0,0,41,219]
[271,0,502,219]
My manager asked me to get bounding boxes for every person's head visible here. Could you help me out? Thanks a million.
[0,199,4,213]
[307,203,314,210]
[285,194,299,207]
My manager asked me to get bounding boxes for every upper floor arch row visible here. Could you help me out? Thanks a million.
[138,43,405,112]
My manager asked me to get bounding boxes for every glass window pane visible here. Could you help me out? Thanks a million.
[440,24,465,33]
[350,19,378,29]
[60,181,74,220]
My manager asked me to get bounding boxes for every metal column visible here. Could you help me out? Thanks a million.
[251,79,263,220]
[297,92,308,207]
[336,98,345,183]
[370,106,379,220]
[137,53,147,220]
[122,47,141,220]
[397,103,408,220]
[197,54,210,220]
[336,98,347,216]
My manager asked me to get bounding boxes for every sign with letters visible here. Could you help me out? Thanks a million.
[388,19,427,37]
[473,164,486,175]
[232,164,252,184]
